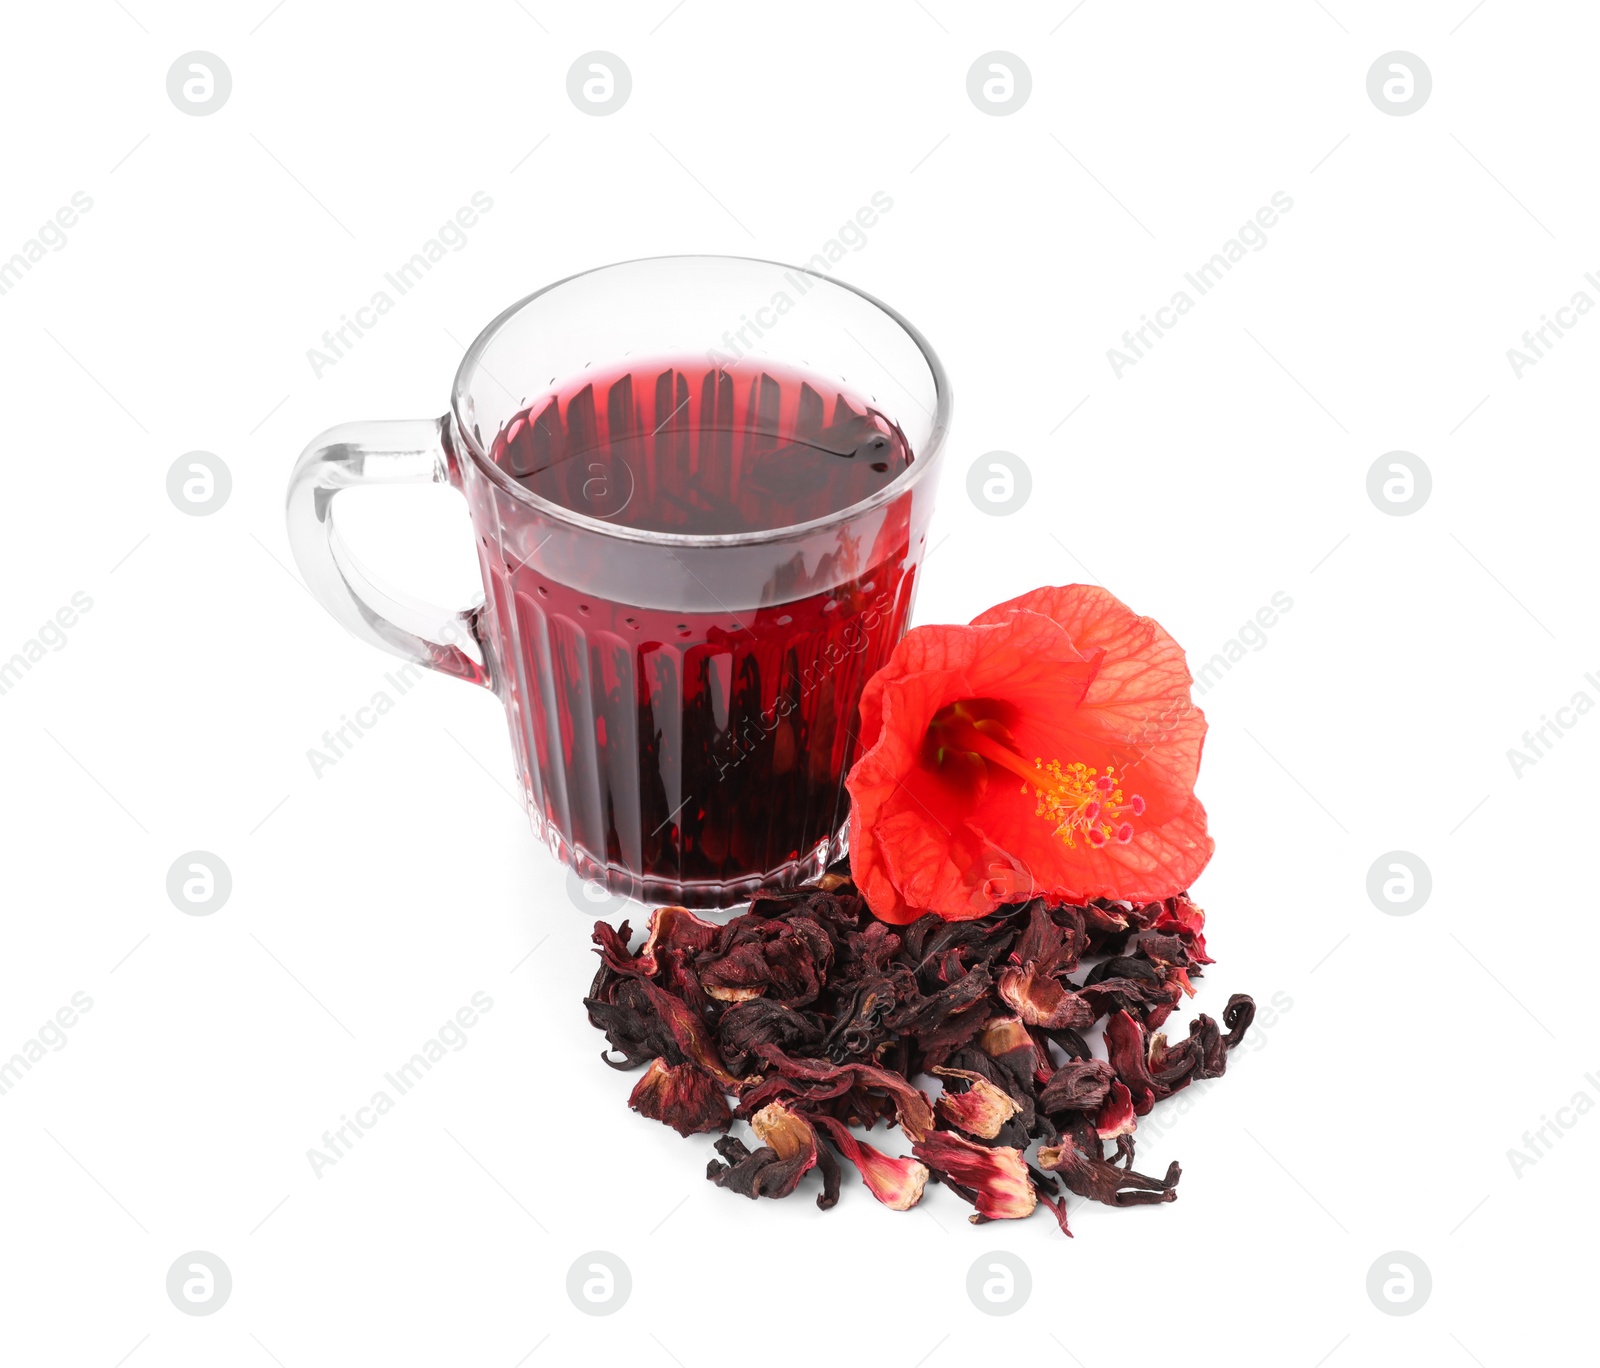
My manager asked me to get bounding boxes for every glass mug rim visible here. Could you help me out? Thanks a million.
[446,253,952,549]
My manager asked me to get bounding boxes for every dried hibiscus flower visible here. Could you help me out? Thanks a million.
[707,1101,839,1208]
[584,876,1255,1237]
[628,1058,731,1137]
[812,1114,929,1210]
[845,585,1213,925]
[933,1066,1022,1139]
[913,1130,1037,1222]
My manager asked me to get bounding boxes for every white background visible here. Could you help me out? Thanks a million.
[1,2,1593,1364]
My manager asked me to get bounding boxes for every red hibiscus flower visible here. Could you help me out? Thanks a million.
[845,584,1212,924]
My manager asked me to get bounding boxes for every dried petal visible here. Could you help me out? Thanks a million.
[591,919,642,977]
[754,1044,935,1141]
[635,905,721,976]
[1104,1008,1163,1114]
[584,977,677,1069]
[628,1058,731,1137]
[717,999,825,1076]
[813,1114,929,1210]
[1011,900,1068,970]
[997,964,1094,1030]
[706,1102,819,1201]
[885,965,993,1034]
[1035,1184,1074,1237]
[1038,1059,1114,1115]
[913,1130,1037,1222]
[704,984,765,1003]
[751,1099,817,1161]
[700,916,834,1007]
[636,979,741,1088]
[1038,1130,1179,1207]
[1222,992,1256,1046]
[933,1066,1022,1139]
[1152,893,1212,964]
[978,1015,1048,1091]
[706,1136,802,1199]
[1094,1078,1137,1139]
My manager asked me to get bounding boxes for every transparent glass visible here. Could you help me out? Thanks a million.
[287,256,950,907]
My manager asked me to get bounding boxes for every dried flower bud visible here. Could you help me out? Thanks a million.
[628,1058,732,1137]
[933,1066,1023,1139]
[1038,1059,1115,1116]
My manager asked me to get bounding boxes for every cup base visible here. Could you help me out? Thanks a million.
[535,815,849,910]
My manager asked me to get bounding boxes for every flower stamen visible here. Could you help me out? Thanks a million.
[1026,759,1143,849]
[929,708,1144,852]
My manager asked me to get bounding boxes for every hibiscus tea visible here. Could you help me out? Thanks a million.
[469,358,928,906]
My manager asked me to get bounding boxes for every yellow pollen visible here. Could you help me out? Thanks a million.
[928,705,1147,853]
[1024,761,1142,850]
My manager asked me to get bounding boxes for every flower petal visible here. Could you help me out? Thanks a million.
[933,1066,1023,1139]
[628,1058,732,1136]
[912,1130,1037,1221]
[813,1114,930,1210]
[848,584,1215,922]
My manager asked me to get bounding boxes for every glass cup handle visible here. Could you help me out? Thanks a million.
[285,416,493,689]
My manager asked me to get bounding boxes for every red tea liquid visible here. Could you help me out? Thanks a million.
[474,359,922,905]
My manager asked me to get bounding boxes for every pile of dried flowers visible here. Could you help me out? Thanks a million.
[586,881,1253,1233]
[583,584,1254,1234]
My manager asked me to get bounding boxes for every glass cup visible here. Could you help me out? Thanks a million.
[287,255,949,907]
